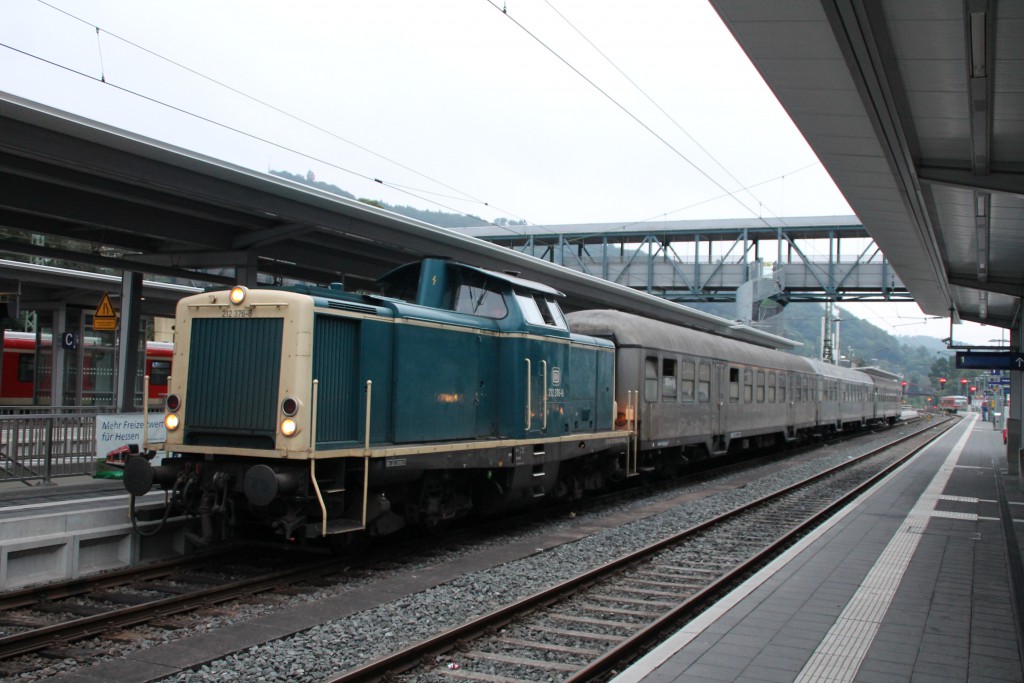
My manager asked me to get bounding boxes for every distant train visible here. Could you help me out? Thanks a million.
[939,395,968,413]
[0,331,172,408]
[124,258,902,548]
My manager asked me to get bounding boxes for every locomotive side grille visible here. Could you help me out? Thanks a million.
[184,317,283,448]
[312,315,360,443]
[326,301,377,315]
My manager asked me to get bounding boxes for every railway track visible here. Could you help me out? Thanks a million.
[0,548,343,665]
[325,417,953,683]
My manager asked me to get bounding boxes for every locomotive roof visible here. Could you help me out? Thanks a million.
[378,260,564,298]
[460,263,564,298]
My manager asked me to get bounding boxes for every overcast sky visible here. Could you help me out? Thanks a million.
[0,0,1004,346]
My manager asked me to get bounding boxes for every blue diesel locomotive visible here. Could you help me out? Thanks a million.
[126,258,628,545]
[125,258,902,546]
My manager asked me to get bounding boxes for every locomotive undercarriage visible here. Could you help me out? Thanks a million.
[124,441,630,547]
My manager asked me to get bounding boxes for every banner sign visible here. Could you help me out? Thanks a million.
[95,413,167,458]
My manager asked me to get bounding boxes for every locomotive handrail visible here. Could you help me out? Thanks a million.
[310,379,328,537]
[364,380,372,455]
[361,380,372,529]
[184,302,288,309]
[142,374,150,450]
[524,358,531,431]
[541,360,548,431]
[625,390,637,477]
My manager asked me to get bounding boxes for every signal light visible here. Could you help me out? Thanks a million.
[281,397,299,416]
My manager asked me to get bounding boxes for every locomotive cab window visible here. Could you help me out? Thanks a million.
[454,282,507,319]
[516,291,567,330]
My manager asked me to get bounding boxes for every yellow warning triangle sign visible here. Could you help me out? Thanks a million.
[94,292,118,330]
[96,292,117,319]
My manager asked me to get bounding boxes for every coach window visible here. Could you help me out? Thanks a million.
[680,360,695,402]
[150,360,171,387]
[744,369,753,403]
[729,367,740,402]
[756,371,765,402]
[768,372,777,402]
[779,373,787,402]
[17,354,34,383]
[698,363,711,402]
[662,358,677,401]
[645,357,659,402]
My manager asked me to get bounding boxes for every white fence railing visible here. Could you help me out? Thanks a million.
[0,409,111,483]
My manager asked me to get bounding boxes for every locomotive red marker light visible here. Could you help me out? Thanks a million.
[229,286,248,305]
[166,394,181,411]
[281,396,299,416]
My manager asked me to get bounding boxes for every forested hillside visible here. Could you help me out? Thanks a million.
[271,170,494,229]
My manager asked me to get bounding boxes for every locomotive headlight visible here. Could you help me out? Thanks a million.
[280,417,298,437]
[165,413,180,431]
[229,286,248,305]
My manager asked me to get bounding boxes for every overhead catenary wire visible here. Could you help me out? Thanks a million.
[19,0,541,232]
[541,0,787,226]
[486,0,785,232]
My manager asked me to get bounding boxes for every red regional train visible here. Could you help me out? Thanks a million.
[0,331,172,408]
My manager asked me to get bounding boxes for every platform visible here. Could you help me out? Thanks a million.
[0,475,186,589]
[616,413,1024,683]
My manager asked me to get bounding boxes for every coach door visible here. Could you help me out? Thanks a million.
[713,362,727,437]
[785,372,796,438]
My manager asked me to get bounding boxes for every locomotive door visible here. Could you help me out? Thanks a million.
[523,339,563,437]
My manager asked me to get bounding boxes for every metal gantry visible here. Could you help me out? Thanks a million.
[455,217,908,305]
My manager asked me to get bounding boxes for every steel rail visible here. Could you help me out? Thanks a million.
[0,556,343,661]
